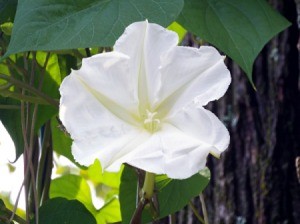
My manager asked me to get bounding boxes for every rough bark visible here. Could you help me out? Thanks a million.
[204,1,300,223]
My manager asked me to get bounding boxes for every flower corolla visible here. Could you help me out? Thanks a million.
[59,21,231,179]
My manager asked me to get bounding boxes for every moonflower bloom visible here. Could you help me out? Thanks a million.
[59,21,231,179]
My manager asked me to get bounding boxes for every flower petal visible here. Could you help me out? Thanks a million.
[72,130,149,168]
[126,124,213,179]
[60,66,145,168]
[75,52,138,115]
[155,46,231,117]
[114,21,178,110]
[165,105,230,156]
[59,52,141,140]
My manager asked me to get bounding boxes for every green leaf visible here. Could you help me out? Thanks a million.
[167,22,187,44]
[50,174,95,213]
[119,167,138,223]
[177,0,291,83]
[34,52,61,132]
[0,52,60,159]
[0,22,13,36]
[0,97,23,160]
[96,197,121,224]
[119,166,210,223]
[86,159,122,188]
[0,0,17,24]
[4,0,184,57]
[57,54,78,79]
[50,174,121,224]
[36,197,96,224]
[156,168,210,219]
[0,56,24,160]
[50,117,77,163]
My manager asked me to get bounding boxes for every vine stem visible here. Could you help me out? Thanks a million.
[188,201,205,224]
[0,104,20,109]
[0,73,59,108]
[1,205,27,224]
[37,121,52,203]
[0,89,51,105]
[199,194,209,224]
[130,199,146,224]
[169,214,176,224]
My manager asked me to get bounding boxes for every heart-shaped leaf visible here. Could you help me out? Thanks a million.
[177,0,290,84]
[3,0,184,58]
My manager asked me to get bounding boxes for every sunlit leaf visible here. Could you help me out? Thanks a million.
[50,174,122,223]
[34,52,61,131]
[84,159,122,189]
[96,197,121,224]
[86,159,103,184]
[102,169,122,189]
[0,22,13,36]
[177,0,290,83]
[167,22,187,43]
[4,0,184,57]
[49,174,94,213]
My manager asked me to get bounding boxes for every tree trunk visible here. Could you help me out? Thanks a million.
[204,0,300,223]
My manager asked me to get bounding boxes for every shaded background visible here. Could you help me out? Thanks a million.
[167,0,300,223]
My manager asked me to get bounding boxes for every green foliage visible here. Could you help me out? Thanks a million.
[156,167,210,217]
[0,22,13,36]
[0,0,17,24]
[0,97,23,160]
[167,22,187,43]
[4,0,184,57]
[177,0,290,83]
[50,175,94,212]
[34,52,61,132]
[86,159,122,189]
[119,166,210,223]
[95,197,121,224]
[0,52,60,159]
[36,197,96,224]
[49,174,121,223]
[51,117,74,163]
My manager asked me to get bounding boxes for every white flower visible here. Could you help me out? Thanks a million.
[59,21,231,179]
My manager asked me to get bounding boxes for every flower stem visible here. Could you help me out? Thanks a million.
[189,201,205,224]
[142,172,155,200]
[200,193,209,224]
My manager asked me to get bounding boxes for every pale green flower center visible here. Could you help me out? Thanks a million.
[143,109,160,133]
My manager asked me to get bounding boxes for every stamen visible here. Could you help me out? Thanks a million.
[144,110,160,132]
